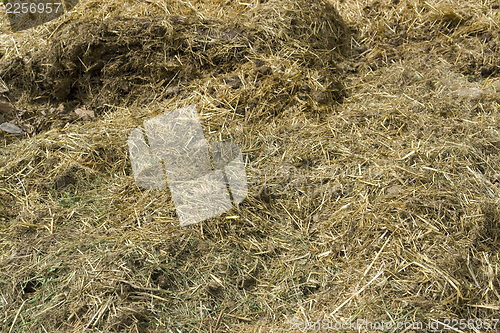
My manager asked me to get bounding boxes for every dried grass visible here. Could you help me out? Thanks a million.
[1,0,500,332]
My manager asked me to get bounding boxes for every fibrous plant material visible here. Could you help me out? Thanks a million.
[1,0,500,332]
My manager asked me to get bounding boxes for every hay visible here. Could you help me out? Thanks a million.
[1,0,500,332]
[0,0,347,134]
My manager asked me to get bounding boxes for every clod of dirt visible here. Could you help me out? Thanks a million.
[54,167,78,189]
[354,45,368,54]
[254,59,266,67]
[259,186,272,204]
[112,313,134,330]
[38,103,80,130]
[226,77,242,89]
[54,174,76,190]
[301,280,320,295]
[238,275,256,289]
[247,99,258,111]
[157,275,170,289]
[480,66,495,77]
[206,281,223,296]
[258,66,272,76]
[261,66,272,74]
[0,101,14,115]
[111,306,150,331]
[196,241,210,254]
[315,91,329,104]
[224,300,237,310]
[217,262,228,274]
[53,78,74,101]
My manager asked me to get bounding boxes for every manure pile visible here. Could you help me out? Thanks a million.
[1,0,500,332]
[0,0,346,133]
